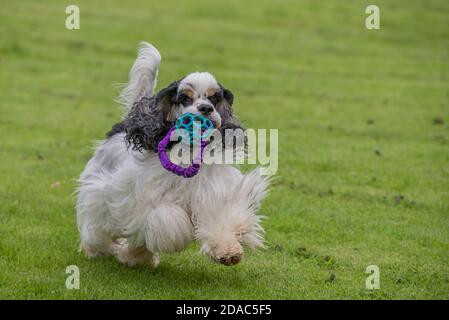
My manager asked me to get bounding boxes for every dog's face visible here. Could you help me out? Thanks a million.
[125,72,242,153]
[155,72,236,129]
[176,73,223,128]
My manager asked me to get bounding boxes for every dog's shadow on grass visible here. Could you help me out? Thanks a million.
[83,254,251,295]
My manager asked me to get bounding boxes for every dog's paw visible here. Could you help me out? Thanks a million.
[209,242,244,266]
[81,241,116,258]
[148,253,160,268]
[115,244,160,268]
[217,254,243,266]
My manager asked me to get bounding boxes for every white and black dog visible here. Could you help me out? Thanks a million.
[76,42,269,267]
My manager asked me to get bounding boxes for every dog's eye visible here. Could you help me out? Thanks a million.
[178,93,193,106]
[208,93,220,105]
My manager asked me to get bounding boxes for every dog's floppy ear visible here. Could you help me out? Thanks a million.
[124,80,181,152]
[216,84,246,151]
[222,87,234,106]
[217,84,240,129]
[155,80,180,121]
[124,97,169,153]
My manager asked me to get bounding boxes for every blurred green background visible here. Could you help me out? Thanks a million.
[0,0,448,299]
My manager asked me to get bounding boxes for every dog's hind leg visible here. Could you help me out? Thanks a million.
[77,174,119,258]
[78,213,119,258]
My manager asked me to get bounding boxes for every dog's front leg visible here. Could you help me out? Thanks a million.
[192,169,269,266]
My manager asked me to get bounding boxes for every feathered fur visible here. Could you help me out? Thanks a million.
[117,42,161,113]
[76,42,269,267]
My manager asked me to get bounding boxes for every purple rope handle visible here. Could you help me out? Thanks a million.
[158,127,209,178]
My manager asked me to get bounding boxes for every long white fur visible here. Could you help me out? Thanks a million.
[76,43,269,267]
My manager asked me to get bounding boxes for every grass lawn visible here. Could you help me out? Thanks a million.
[0,0,448,299]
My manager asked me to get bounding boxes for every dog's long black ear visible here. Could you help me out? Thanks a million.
[216,84,246,151]
[124,97,168,152]
[124,80,180,153]
[222,87,234,106]
[155,80,180,121]
[217,84,242,130]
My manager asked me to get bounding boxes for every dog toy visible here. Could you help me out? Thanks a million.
[158,113,214,178]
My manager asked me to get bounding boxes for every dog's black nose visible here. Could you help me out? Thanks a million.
[198,104,214,116]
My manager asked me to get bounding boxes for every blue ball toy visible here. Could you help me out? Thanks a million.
[175,113,215,144]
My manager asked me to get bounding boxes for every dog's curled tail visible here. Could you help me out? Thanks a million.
[117,41,161,113]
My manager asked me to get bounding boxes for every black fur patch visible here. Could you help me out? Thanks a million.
[106,122,126,138]
[123,96,175,153]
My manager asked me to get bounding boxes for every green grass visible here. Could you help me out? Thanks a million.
[1,0,448,299]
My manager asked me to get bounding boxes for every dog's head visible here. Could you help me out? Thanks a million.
[156,72,235,128]
[125,72,243,152]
